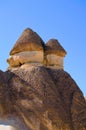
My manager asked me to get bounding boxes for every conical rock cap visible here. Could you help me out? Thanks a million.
[45,39,67,56]
[10,28,45,55]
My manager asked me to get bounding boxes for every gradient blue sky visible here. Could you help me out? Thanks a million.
[0,0,86,96]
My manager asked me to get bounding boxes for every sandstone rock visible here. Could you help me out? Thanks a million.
[45,39,67,56]
[10,28,45,55]
[0,67,86,130]
[45,39,67,69]
[7,28,45,67]
[7,29,67,69]
[7,51,44,67]
[2,28,86,130]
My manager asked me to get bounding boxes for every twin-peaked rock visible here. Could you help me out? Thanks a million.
[0,28,86,130]
[7,28,66,69]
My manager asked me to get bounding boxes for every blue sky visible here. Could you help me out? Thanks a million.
[0,0,86,96]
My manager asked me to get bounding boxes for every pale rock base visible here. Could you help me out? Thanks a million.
[46,54,64,69]
[0,125,18,130]
[7,51,44,67]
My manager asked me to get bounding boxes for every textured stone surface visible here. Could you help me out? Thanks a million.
[10,28,45,55]
[45,39,67,56]
[7,51,44,67]
[1,27,86,129]
[46,54,64,69]
[0,66,86,130]
[7,29,67,69]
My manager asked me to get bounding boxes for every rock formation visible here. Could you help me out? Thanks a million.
[45,39,67,69]
[0,28,86,130]
[7,28,66,69]
[7,28,45,67]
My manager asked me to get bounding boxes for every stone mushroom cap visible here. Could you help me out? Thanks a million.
[10,28,45,55]
[45,39,67,57]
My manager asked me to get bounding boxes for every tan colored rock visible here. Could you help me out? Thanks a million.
[7,28,45,67]
[2,28,85,130]
[45,39,67,69]
[7,29,67,69]
[0,67,86,130]
[10,28,45,55]
[45,39,67,56]
[46,54,64,69]
[7,51,44,67]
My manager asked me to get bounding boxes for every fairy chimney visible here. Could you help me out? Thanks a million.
[7,28,45,67]
[45,39,67,69]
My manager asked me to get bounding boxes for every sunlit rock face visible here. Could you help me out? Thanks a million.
[7,28,45,68]
[45,39,67,69]
[7,51,44,67]
[0,116,28,130]
[0,28,86,130]
[0,125,18,130]
[46,54,64,69]
[10,28,45,55]
[0,66,86,130]
[7,28,67,70]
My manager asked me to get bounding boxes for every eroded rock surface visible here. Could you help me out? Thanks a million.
[1,28,86,129]
[0,66,86,130]
[7,28,67,69]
